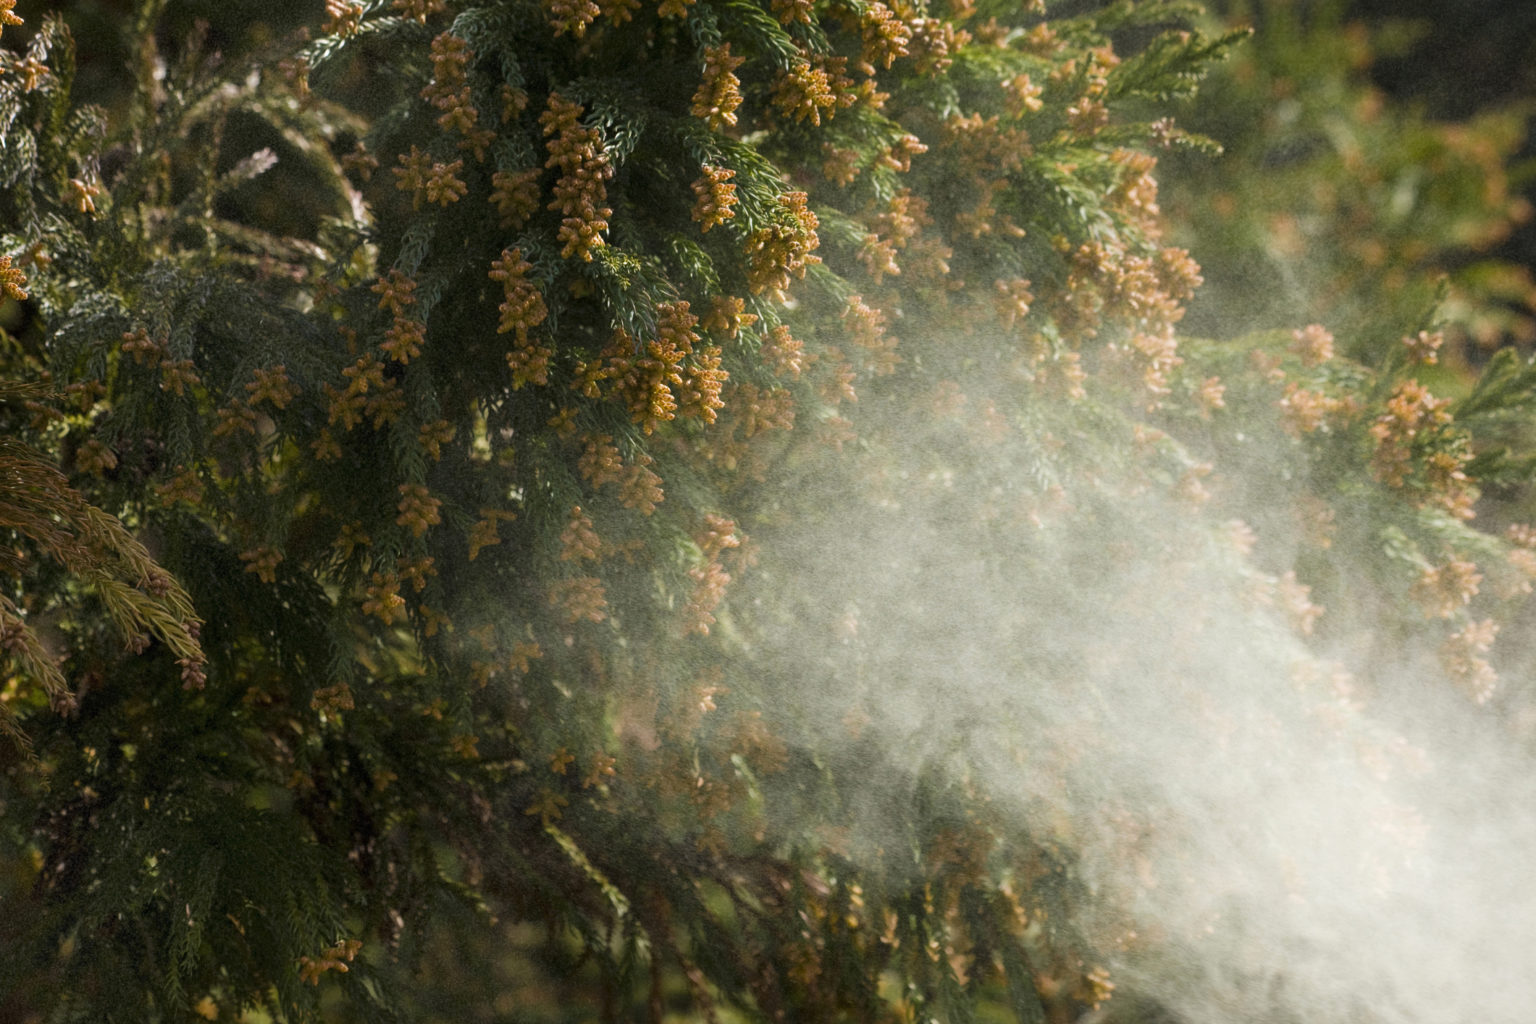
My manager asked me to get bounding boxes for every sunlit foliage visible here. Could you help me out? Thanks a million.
[2,2,1536,1021]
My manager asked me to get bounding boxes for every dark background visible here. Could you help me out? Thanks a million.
[1348,0,1536,276]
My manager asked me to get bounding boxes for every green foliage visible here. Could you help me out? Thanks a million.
[1161,0,1536,360]
[0,384,203,754]
[3,1,1536,1022]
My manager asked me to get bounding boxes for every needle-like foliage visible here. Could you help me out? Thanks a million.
[2,2,1536,1022]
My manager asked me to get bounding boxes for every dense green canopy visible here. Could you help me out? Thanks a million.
[2,1,1535,1021]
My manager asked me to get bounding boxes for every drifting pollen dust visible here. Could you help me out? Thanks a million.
[737,368,1536,1023]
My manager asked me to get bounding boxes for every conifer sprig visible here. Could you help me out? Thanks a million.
[4,0,1536,1020]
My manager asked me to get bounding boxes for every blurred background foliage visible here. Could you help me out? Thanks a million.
[1161,0,1536,365]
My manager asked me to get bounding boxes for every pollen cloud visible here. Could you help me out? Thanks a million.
[742,384,1536,1023]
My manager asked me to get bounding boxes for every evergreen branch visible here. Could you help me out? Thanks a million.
[713,0,802,67]
[1108,25,1252,103]
[0,434,203,741]
[1454,347,1536,421]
